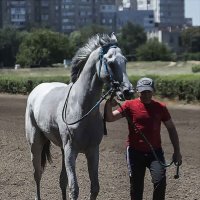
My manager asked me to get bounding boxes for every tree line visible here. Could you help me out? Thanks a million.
[0,23,199,68]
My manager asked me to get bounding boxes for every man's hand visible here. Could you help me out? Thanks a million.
[173,152,182,166]
[109,98,119,107]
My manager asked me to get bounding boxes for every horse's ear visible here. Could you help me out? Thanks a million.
[110,32,117,44]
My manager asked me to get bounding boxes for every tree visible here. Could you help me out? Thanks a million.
[69,24,108,57]
[117,22,147,59]
[0,28,26,67]
[181,27,200,53]
[68,30,82,58]
[136,38,172,61]
[16,29,69,67]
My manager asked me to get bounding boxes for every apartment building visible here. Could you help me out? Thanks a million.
[129,0,137,10]
[136,0,185,27]
[1,0,32,29]
[1,0,62,31]
[117,9,154,31]
[131,0,186,52]
[0,0,118,33]
[58,0,118,34]
[0,1,2,28]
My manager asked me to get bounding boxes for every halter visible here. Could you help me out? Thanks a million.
[98,44,118,82]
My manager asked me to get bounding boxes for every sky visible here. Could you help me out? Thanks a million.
[185,0,200,26]
[123,0,200,26]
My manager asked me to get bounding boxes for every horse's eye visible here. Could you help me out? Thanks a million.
[108,54,112,58]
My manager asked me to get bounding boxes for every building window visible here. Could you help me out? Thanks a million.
[41,14,49,20]
[169,36,174,43]
[41,1,49,7]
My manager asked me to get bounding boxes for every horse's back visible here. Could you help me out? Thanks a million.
[27,82,67,105]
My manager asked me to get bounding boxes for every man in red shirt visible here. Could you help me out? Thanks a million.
[105,77,182,200]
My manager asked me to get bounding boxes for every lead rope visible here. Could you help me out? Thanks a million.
[115,100,181,178]
[62,86,114,126]
[116,101,174,168]
[62,86,114,142]
[105,98,181,177]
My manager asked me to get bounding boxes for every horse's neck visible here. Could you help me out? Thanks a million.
[72,53,103,108]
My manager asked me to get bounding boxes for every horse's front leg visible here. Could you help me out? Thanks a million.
[60,148,68,200]
[64,142,79,200]
[86,146,100,200]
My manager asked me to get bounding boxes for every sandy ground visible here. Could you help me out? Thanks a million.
[0,94,199,200]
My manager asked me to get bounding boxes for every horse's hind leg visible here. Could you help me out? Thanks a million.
[86,146,100,200]
[26,112,47,200]
[31,139,45,200]
[60,148,68,200]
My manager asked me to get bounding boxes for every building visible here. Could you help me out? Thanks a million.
[147,29,182,52]
[117,9,154,31]
[1,0,32,29]
[0,0,189,53]
[0,0,118,34]
[35,0,62,32]
[136,0,185,28]
[0,1,2,28]
[134,0,187,52]
[98,0,117,32]
[1,0,62,31]
[129,0,137,10]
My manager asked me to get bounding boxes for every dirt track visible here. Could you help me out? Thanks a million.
[0,94,199,200]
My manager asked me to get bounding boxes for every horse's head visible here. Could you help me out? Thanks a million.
[97,33,134,100]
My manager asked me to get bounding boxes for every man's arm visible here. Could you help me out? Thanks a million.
[164,119,182,164]
[104,99,123,122]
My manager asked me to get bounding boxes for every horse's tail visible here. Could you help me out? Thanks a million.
[41,140,52,170]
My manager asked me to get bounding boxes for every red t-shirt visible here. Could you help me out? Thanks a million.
[117,98,171,152]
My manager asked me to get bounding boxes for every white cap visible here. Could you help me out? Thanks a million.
[136,77,154,92]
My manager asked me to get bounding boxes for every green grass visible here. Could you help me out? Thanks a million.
[126,61,200,76]
[0,67,71,78]
[0,61,200,78]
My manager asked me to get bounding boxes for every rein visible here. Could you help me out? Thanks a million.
[62,44,118,126]
[62,85,114,126]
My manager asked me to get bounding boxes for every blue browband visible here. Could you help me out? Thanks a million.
[98,44,118,81]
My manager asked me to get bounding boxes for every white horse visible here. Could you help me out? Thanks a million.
[25,33,133,200]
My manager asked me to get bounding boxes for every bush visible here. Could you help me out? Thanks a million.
[155,75,200,102]
[192,65,200,73]
[183,52,200,61]
[0,76,70,94]
[1,74,200,103]
[129,75,200,102]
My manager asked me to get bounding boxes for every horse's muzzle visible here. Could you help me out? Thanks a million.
[123,89,134,100]
[115,88,134,101]
[123,88,134,100]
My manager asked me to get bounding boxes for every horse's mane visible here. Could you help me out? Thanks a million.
[70,34,114,83]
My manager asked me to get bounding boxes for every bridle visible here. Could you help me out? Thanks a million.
[62,44,121,127]
[98,44,118,83]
